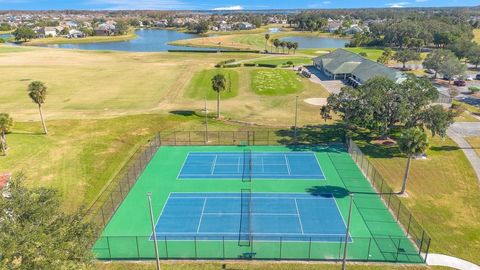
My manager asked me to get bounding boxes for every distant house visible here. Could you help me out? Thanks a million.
[95,23,115,36]
[65,20,78,28]
[68,29,85,38]
[38,26,57,38]
[325,21,342,33]
[155,19,168,28]
[344,25,364,35]
[236,22,255,30]
[218,22,232,31]
[313,49,405,87]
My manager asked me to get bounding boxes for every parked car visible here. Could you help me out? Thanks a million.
[465,76,474,81]
[476,74,480,80]
[454,80,466,86]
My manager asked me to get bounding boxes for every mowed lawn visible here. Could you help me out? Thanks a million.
[474,29,480,44]
[252,56,313,67]
[250,68,303,95]
[466,137,480,157]
[357,135,480,264]
[184,68,239,100]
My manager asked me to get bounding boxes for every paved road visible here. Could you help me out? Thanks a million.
[305,66,345,94]
[447,122,480,183]
[427,253,480,270]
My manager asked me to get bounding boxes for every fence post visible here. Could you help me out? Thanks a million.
[406,214,412,236]
[423,238,431,262]
[396,201,402,221]
[106,236,112,259]
[308,237,312,260]
[279,237,283,259]
[136,236,140,259]
[174,131,177,145]
[165,236,168,258]
[194,236,197,258]
[222,236,225,259]
[418,231,425,255]
[188,131,191,145]
[366,238,372,261]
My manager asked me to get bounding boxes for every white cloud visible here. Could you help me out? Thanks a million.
[212,5,244,11]
[387,1,410,7]
[88,0,188,10]
[322,1,332,4]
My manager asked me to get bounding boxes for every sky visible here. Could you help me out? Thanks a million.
[0,0,478,10]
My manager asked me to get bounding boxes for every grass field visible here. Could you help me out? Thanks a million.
[250,69,303,95]
[474,29,480,44]
[184,69,239,100]
[251,56,313,67]
[466,137,480,157]
[1,44,480,267]
[23,31,138,45]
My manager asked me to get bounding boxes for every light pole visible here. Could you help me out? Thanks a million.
[294,95,299,143]
[204,97,208,144]
[342,193,354,270]
[147,192,161,270]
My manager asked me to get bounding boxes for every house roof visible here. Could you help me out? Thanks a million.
[314,49,405,83]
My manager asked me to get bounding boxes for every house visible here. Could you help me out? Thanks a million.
[68,29,85,38]
[313,49,405,87]
[236,22,255,30]
[325,21,342,33]
[155,19,168,28]
[218,22,232,31]
[95,23,115,36]
[38,26,57,37]
[344,25,364,35]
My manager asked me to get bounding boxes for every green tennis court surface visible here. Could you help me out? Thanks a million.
[92,145,424,263]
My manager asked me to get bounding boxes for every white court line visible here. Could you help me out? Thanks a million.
[210,155,218,175]
[261,156,265,172]
[294,198,305,235]
[196,198,207,233]
[170,196,334,200]
[236,157,241,173]
[284,154,291,175]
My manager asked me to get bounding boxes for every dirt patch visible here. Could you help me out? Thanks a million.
[371,138,397,146]
[304,98,327,106]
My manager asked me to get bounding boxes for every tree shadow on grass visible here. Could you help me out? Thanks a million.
[306,185,350,198]
[169,110,196,117]
[429,145,460,152]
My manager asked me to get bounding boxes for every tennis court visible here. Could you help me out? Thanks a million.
[178,151,325,180]
[153,192,349,242]
[92,144,426,263]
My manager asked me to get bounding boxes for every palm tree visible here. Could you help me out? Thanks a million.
[280,41,286,54]
[264,33,270,52]
[320,106,331,122]
[287,42,294,54]
[211,74,227,119]
[0,113,13,155]
[273,39,280,53]
[293,42,299,54]
[398,128,429,195]
[27,81,48,134]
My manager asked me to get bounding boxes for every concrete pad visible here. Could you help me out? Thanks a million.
[427,253,480,270]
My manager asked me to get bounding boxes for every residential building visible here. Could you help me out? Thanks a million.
[313,49,405,87]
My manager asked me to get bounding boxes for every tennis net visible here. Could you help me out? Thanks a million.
[238,188,252,246]
[242,149,253,182]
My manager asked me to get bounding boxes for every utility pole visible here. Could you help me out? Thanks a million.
[147,192,161,270]
[342,193,354,270]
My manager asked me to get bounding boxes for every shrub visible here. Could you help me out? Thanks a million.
[359,52,368,57]
[223,63,241,68]
[257,63,278,68]
[243,63,256,67]
[215,59,236,68]
[0,38,5,43]
[469,86,480,93]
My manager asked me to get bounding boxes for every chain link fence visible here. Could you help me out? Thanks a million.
[346,138,431,261]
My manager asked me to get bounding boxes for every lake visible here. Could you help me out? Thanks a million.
[280,36,349,48]
[0,34,12,39]
[40,29,217,52]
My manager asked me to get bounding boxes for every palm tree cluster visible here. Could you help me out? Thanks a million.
[268,38,299,54]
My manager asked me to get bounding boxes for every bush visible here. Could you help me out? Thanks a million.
[0,38,5,43]
[257,63,278,68]
[359,52,368,57]
[223,63,241,68]
[469,86,480,93]
[243,63,256,67]
[285,61,294,66]
[215,59,236,68]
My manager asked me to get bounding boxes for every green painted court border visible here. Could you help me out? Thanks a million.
[91,144,425,263]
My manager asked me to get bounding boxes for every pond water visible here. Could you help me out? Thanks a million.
[280,36,349,48]
[40,29,217,52]
[0,34,12,39]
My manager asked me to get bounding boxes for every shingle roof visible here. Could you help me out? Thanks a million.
[314,49,405,83]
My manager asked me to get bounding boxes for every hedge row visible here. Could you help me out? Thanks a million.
[257,63,278,68]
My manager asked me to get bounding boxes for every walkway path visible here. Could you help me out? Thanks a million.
[427,253,480,270]
[447,122,480,183]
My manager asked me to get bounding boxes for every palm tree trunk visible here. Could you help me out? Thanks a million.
[399,156,412,195]
[38,104,48,135]
[0,131,6,155]
[216,91,220,119]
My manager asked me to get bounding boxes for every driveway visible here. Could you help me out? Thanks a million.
[305,66,346,94]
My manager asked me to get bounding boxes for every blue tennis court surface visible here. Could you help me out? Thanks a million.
[153,193,350,242]
[177,152,325,180]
